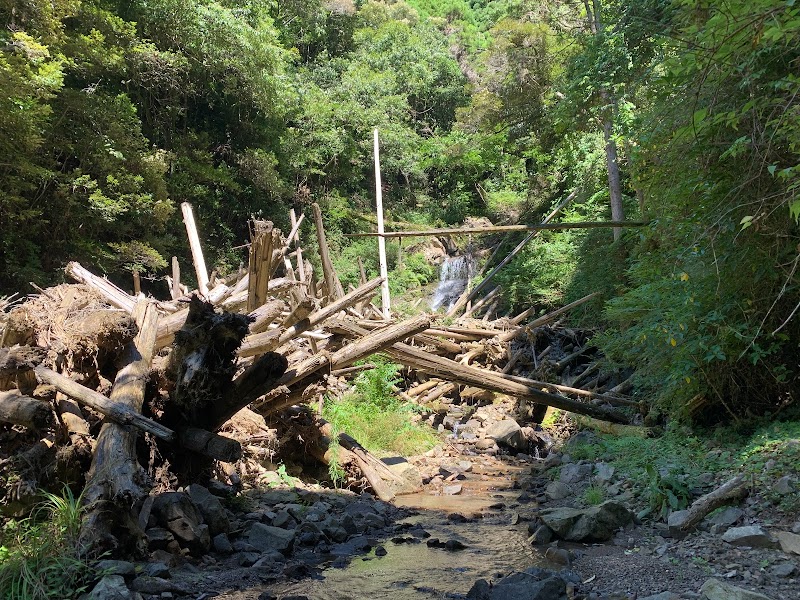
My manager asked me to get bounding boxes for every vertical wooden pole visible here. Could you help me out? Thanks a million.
[373,129,391,319]
[132,271,141,296]
[180,202,209,298]
[171,256,181,300]
[290,209,307,283]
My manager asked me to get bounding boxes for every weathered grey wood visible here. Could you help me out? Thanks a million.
[0,390,53,429]
[66,262,137,312]
[178,427,241,462]
[671,475,748,532]
[181,202,210,297]
[312,202,345,302]
[35,366,175,441]
[249,299,287,335]
[80,300,159,554]
[238,277,383,358]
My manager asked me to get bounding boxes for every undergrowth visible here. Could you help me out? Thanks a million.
[323,356,439,477]
[568,414,800,518]
[0,486,92,600]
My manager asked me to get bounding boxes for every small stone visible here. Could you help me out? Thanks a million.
[639,593,681,600]
[721,525,775,548]
[235,552,261,567]
[775,530,800,555]
[769,562,796,578]
[187,484,230,536]
[699,577,774,600]
[544,547,571,566]
[443,484,463,495]
[545,481,570,501]
[559,463,593,484]
[95,560,136,577]
[248,522,296,554]
[212,532,233,554]
[86,575,140,600]
[129,576,187,595]
[528,525,553,545]
[445,539,467,550]
[594,462,615,483]
[708,507,743,527]
[142,562,170,578]
[773,475,796,495]
[374,545,387,556]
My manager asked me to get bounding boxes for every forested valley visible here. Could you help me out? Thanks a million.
[1,1,800,598]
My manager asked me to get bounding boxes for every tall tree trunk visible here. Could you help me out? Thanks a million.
[586,0,625,241]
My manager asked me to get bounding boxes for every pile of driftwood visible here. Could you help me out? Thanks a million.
[0,201,640,558]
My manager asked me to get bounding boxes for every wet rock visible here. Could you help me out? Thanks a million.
[775,530,800,555]
[486,419,525,450]
[212,532,233,554]
[528,525,554,545]
[545,481,570,501]
[539,500,633,542]
[699,578,774,600]
[95,560,136,577]
[721,525,775,548]
[467,569,567,600]
[249,522,296,554]
[86,574,141,600]
[558,463,593,485]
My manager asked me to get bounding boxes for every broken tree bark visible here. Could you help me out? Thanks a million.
[80,300,159,555]
[66,262,137,313]
[0,390,54,429]
[312,202,345,302]
[181,202,210,297]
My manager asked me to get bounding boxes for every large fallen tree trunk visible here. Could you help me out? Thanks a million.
[0,390,54,429]
[79,300,159,555]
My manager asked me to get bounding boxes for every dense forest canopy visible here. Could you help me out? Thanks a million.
[1,0,798,420]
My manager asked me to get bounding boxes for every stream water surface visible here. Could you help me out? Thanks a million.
[264,463,550,599]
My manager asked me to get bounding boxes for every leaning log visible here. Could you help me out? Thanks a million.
[670,475,748,533]
[65,262,137,312]
[0,390,54,429]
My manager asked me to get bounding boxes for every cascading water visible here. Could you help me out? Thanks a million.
[430,254,475,311]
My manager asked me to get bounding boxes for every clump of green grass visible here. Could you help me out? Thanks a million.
[582,483,606,506]
[323,356,439,469]
[0,486,92,600]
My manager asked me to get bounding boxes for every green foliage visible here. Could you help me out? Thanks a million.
[322,356,439,457]
[582,483,606,506]
[0,487,90,600]
[643,463,691,519]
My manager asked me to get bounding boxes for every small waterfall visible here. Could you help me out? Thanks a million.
[431,255,475,311]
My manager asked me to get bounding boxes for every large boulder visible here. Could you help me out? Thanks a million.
[151,493,210,555]
[381,456,424,495]
[187,484,230,536]
[539,501,633,542]
[248,522,296,554]
[86,575,142,600]
[486,419,525,450]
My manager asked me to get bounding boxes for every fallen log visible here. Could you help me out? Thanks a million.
[35,366,174,441]
[66,262,137,312]
[500,293,600,341]
[670,475,748,532]
[238,277,383,358]
[0,390,54,429]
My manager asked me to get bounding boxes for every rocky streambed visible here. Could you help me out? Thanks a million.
[81,398,799,600]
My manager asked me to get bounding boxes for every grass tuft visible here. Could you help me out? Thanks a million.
[0,486,92,600]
